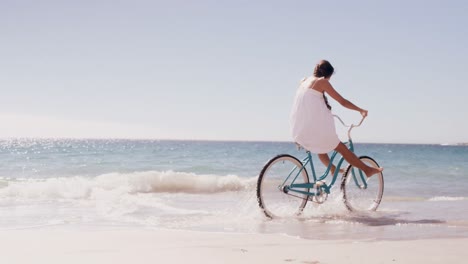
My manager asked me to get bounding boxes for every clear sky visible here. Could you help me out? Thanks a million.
[1,0,467,144]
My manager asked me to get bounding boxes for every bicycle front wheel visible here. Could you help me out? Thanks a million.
[341,156,384,212]
[257,154,310,218]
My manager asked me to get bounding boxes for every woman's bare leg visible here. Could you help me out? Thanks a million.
[318,153,330,168]
[334,142,383,177]
[318,153,344,175]
[318,153,333,174]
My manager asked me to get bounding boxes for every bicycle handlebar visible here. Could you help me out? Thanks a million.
[333,115,366,140]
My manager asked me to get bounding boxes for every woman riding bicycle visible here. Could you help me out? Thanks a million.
[290,60,383,177]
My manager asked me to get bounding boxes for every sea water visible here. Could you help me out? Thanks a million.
[1,139,467,240]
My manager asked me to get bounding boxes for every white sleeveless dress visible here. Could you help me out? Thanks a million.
[290,77,340,154]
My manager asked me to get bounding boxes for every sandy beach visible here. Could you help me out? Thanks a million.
[1,227,467,264]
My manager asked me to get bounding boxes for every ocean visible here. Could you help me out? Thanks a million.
[1,139,467,240]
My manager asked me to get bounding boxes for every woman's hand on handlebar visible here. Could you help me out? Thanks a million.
[360,109,368,118]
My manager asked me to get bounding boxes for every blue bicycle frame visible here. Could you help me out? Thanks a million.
[282,139,369,198]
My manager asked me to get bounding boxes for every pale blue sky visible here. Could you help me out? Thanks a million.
[1,0,467,144]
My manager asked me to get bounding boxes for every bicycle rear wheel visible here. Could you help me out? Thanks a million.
[341,156,384,212]
[257,154,309,218]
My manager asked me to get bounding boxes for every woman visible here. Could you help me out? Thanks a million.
[290,60,383,177]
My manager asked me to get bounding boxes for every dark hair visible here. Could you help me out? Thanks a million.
[313,60,334,110]
[313,60,334,78]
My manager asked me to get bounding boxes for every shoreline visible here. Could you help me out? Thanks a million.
[2,227,468,264]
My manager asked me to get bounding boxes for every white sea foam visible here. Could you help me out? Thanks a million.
[427,196,467,202]
[0,171,257,200]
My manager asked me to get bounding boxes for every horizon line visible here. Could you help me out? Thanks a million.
[0,136,465,146]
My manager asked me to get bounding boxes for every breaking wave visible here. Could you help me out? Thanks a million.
[0,170,257,199]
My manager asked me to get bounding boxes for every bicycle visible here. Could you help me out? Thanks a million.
[256,115,384,218]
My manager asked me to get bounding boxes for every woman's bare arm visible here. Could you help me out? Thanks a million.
[317,79,368,117]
